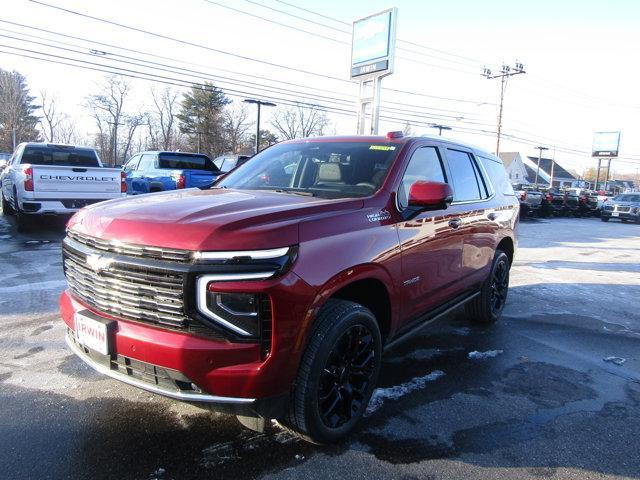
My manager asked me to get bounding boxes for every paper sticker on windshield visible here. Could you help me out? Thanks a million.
[369,145,396,151]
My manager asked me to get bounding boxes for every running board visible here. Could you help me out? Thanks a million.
[383,291,480,353]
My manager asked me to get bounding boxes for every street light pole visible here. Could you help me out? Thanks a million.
[534,146,549,186]
[429,124,452,136]
[244,99,276,154]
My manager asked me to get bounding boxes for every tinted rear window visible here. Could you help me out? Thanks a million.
[21,146,100,167]
[614,194,640,202]
[158,153,218,171]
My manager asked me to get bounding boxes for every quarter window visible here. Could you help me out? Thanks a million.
[398,146,446,209]
[446,149,482,202]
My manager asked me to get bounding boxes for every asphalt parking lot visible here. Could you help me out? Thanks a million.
[0,214,639,480]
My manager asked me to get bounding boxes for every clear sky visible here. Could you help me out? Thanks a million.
[2,0,640,175]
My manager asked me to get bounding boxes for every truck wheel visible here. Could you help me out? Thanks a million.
[601,216,609,222]
[1,194,14,215]
[282,299,381,444]
[13,196,31,232]
[466,250,510,324]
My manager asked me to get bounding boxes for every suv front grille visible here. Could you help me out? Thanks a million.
[63,243,188,329]
[67,230,192,263]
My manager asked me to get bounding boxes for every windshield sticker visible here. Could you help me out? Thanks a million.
[369,145,396,151]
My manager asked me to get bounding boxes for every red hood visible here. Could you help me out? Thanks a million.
[68,188,363,251]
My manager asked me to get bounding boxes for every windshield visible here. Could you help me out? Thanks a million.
[158,153,218,171]
[217,141,400,199]
[613,194,640,202]
[21,145,100,167]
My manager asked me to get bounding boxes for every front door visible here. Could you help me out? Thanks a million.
[396,144,465,325]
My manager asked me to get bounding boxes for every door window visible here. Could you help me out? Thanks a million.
[446,150,482,202]
[398,146,446,209]
[123,155,140,172]
[137,154,156,171]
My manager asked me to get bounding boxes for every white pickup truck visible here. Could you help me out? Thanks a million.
[1,143,126,231]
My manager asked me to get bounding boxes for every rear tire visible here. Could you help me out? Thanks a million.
[282,299,382,444]
[466,250,510,324]
[13,195,30,232]
[1,193,14,215]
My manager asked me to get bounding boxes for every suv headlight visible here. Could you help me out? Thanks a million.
[196,274,272,337]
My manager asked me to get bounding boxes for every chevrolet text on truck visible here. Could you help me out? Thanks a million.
[60,133,518,443]
[1,143,126,231]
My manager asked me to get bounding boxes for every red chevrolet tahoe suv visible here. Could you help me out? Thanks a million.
[60,133,518,443]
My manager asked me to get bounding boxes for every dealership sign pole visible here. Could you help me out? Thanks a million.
[351,8,397,135]
[592,131,621,190]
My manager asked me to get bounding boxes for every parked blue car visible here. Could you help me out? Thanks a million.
[122,151,221,194]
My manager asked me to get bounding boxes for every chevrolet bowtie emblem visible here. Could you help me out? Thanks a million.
[86,254,113,273]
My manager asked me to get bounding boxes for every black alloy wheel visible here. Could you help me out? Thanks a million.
[282,299,381,444]
[489,257,509,316]
[466,250,510,323]
[318,324,376,428]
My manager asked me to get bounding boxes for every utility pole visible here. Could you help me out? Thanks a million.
[12,127,16,150]
[534,146,549,186]
[429,124,452,136]
[107,121,125,166]
[482,61,526,156]
[549,147,556,187]
[244,99,276,154]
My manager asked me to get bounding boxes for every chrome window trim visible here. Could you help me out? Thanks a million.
[193,247,290,261]
[196,272,274,336]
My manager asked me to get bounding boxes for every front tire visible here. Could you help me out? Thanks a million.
[466,250,510,323]
[283,299,382,444]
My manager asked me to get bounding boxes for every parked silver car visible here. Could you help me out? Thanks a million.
[600,193,640,223]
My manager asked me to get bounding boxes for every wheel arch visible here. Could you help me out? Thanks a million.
[497,236,514,266]
[301,264,398,346]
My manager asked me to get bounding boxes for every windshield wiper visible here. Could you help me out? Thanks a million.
[274,188,316,197]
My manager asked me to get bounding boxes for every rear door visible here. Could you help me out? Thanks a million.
[443,148,497,288]
[130,153,156,194]
[397,143,465,324]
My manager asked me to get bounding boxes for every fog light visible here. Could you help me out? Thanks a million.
[214,292,258,316]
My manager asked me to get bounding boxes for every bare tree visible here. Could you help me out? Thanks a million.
[120,113,146,161]
[148,86,180,151]
[39,90,62,142]
[86,75,130,165]
[270,103,329,140]
[223,105,252,154]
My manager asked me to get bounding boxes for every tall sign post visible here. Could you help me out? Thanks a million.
[592,131,621,191]
[350,8,397,135]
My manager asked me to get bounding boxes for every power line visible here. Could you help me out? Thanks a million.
[27,1,493,105]
[0,28,494,125]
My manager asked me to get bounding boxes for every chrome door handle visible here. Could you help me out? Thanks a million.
[449,218,462,229]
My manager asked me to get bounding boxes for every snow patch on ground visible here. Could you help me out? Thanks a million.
[603,356,626,366]
[366,370,445,415]
[468,350,504,360]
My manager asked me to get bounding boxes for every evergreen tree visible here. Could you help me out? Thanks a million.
[0,69,40,152]
[177,82,230,157]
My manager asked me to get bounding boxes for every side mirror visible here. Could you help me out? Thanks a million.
[403,181,454,219]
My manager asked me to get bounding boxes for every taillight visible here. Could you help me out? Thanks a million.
[120,171,127,193]
[176,174,186,189]
[23,166,34,191]
[546,193,553,202]
[519,191,527,201]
